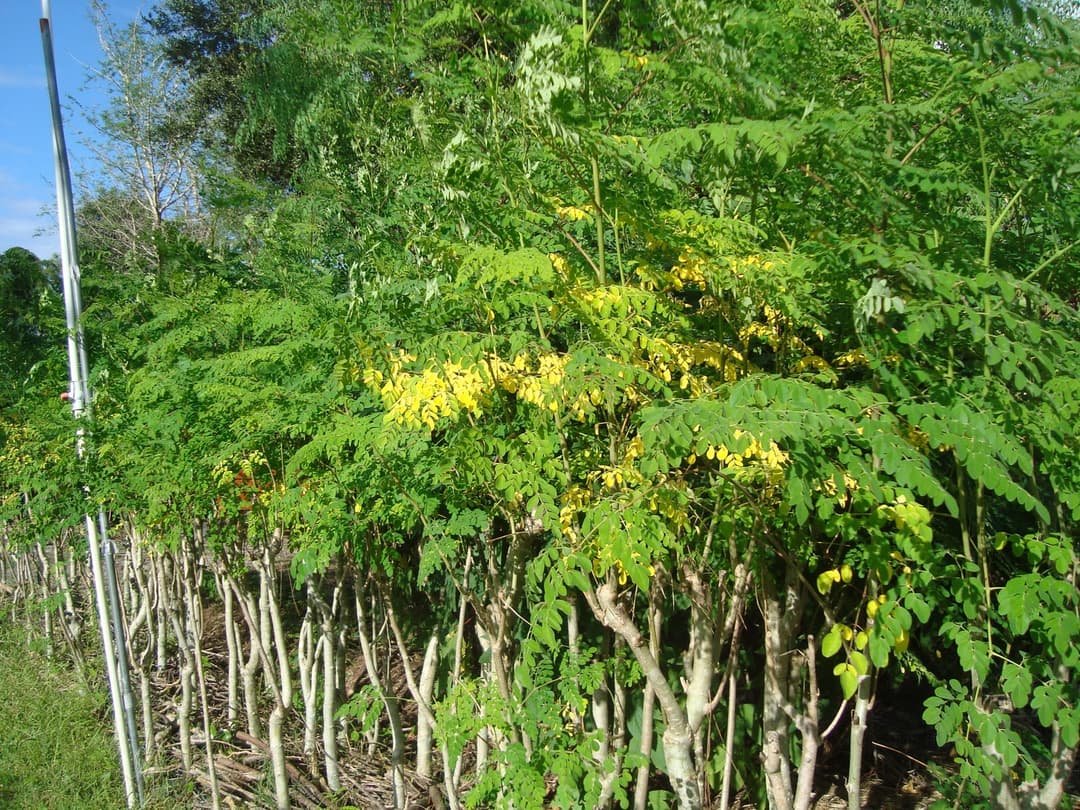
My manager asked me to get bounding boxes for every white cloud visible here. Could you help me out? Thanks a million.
[0,168,31,191]
[4,196,48,217]
[0,175,57,251]
[0,140,35,157]
[0,209,59,257]
[0,67,46,90]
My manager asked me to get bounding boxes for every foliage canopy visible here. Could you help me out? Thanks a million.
[3,1,1078,809]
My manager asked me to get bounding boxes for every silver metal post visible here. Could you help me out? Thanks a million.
[101,511,146,803]
[39,5,143,806]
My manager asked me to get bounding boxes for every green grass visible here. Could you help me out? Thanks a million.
[0,617,130,809]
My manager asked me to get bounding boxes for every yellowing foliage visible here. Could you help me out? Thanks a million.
[691,429,790,488]
[548,252,571,275]
[555,204,592,222]
[820,472,861,506]
[365,350,582,429]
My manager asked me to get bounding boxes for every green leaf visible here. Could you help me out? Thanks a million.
[1000,661,1032,709]
[837,664,858,700]
[1031,683,1062,729]
[904,591,931,624]
[868,633,892,670]
[998,575,1041,635]
[822,627,843,658]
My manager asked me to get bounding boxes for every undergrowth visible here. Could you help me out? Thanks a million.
[0,613,184,809]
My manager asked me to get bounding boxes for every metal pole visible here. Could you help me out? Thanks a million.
[39,4,144,806]
[100,510,146,802]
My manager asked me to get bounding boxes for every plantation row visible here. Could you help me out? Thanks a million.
[1,1,1079,808]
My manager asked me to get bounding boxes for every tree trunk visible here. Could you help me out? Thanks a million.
[385,589,461,810]
[598,637,627,809]
[127,539,155,761]
[847,667,872,810]
[761,559,818,810]
[298,587,319,768]
[587,580,701,810]
[317,574,343,792]
[218,569,240,728]
[416,633,440,781]
[263,546,293,709]
[181,535,221,810]
[228,574,289,808]
[269,703,289,810]
[164,555,194,773]
[633,582,661,810]
[354,584,406,809]
[719,612,745,810]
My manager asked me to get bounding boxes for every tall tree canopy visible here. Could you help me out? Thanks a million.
[0,247,58,409]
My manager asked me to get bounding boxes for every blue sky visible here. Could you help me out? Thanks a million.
[0,1,140,258]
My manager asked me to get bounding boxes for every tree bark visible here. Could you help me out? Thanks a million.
[417,632,440,781]
[385,590,461,810]
[633,581,661,810]
[761,560,818,810]
[317,575,343,791]
[298,587,319,768]
[354,585,406,809]
[586,580,701,810]
[228,574,290,809]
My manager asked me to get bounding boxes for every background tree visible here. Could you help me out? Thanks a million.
[145,0,295,185]
[77,0,207,273]
[0,247,58,409]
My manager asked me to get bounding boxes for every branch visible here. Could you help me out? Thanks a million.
[900,100,972,167]
[584,580,690,738]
